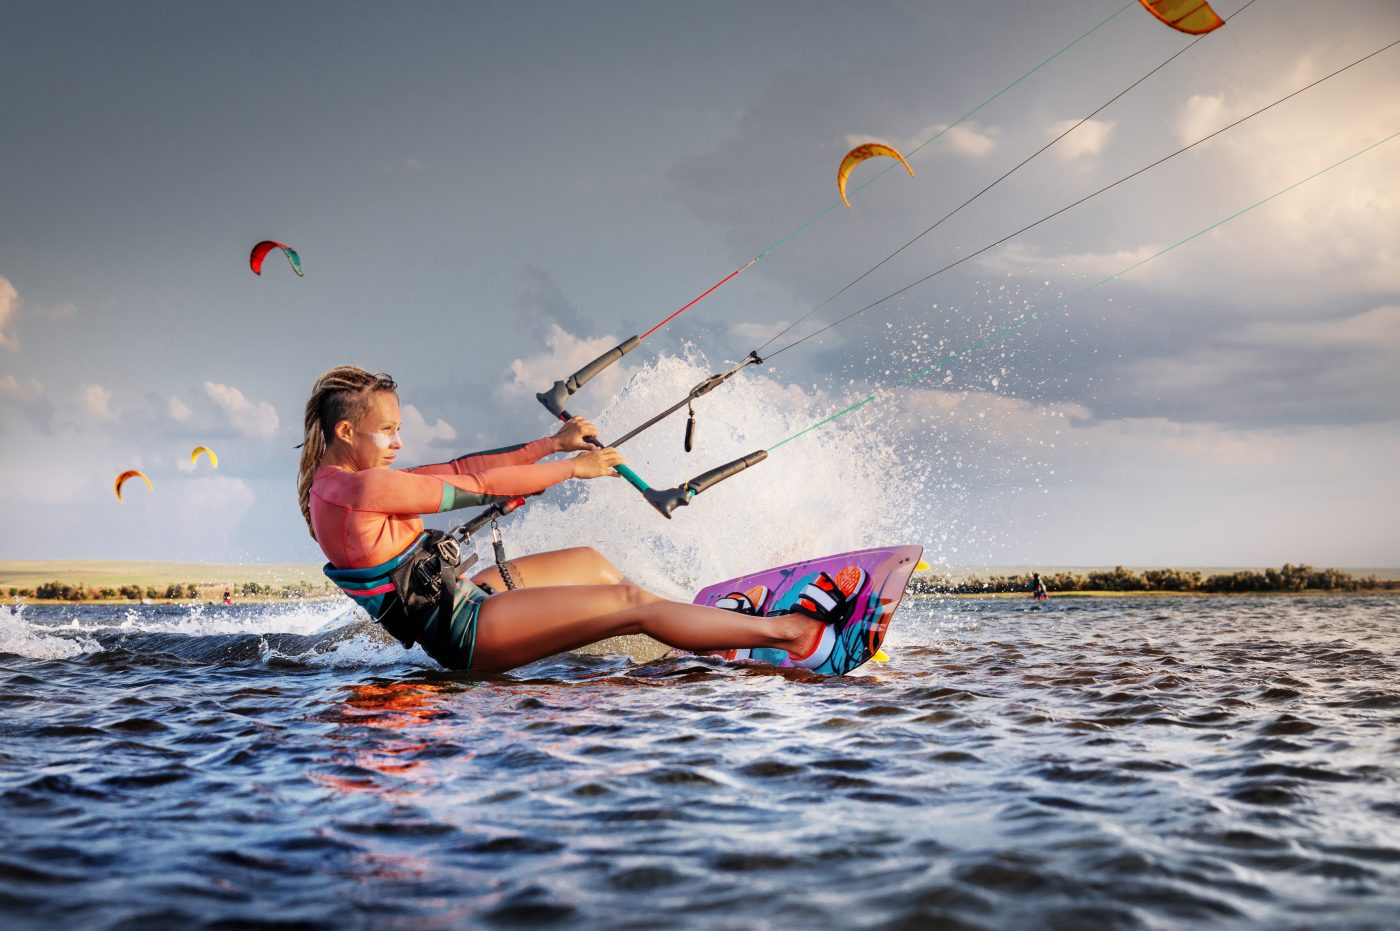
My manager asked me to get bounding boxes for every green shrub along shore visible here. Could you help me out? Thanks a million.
[910,563,1399,596]
[5,562,1396,604]
[9,579,335,603]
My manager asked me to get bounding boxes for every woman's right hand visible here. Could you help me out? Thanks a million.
[569,447,625,479]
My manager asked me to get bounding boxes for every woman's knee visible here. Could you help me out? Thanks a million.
[570,546,623,582]
[616,582,656,611]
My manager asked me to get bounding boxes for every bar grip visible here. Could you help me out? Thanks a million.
[640,450,768,519]
[536,335,641,418]
[613,464,650,492]
[685,450,768,494]
[572,334,640,387]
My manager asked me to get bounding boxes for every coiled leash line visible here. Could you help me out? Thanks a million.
[491,520,519,591]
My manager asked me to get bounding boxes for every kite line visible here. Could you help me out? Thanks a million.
[766,127,1400,452]
[756,0,1262,355]
[638,1,1140,341]
[762,36,1400,361]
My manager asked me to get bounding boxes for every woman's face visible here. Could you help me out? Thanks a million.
[337,391,402,469]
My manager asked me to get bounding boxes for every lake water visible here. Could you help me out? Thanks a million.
[2,593,1398,929]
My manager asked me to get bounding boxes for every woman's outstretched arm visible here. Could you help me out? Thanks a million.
[409,418,597,476]
[319,458,577,516]
[408,437,557,476]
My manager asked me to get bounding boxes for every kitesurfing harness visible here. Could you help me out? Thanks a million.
[323,527,482,650]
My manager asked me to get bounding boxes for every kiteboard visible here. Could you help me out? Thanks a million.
[691,545,924,672]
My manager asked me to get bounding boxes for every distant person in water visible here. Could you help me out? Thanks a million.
[1031,573,1048,601]
[296,366,878,675]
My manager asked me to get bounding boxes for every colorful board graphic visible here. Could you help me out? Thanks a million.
[692,545,923,672]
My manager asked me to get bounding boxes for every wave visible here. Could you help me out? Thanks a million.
[0,601,437,669]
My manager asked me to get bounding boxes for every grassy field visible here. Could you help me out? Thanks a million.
[0,561,325,591]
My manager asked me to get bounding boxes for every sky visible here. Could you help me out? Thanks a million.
[2,0,1398,569]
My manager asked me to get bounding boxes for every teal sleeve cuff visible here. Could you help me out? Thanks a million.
[438,484,511,512]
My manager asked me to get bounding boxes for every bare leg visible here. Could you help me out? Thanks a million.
[470,546,625,591]
[471,582,822,673]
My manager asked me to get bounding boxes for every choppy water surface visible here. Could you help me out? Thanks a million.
[2,594,1398,930]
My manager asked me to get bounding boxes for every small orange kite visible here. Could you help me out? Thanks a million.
[114,469,153,502]
[1138,0,1225,35]
[838,143,915,208]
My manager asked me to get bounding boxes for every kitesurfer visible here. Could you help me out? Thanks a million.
[298,366,874,674]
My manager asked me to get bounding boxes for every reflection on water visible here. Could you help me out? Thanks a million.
[2,595,1398,929]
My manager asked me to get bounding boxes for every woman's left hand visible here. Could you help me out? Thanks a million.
[551,417,599,452]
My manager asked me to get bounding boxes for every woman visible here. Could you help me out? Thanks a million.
[298,365,871,674]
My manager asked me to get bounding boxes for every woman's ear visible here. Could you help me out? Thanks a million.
[334,419,355,445]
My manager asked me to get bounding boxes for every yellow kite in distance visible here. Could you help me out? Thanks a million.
[114,470,153,502]
[838,143,915,208]
[1138,0,1224,35]
[190,446,219,469]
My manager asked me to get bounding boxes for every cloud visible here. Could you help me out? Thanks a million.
[203,381,280,440]
[1120,303,1400,427]
[404,157,426,172]
[0,277,18,350]
[399,402,456,451]
[74,383,112,420]
[1173,92,1230,148]
[1048,118,1114,160]
[941,123,998,158]
[167,395,192,422]
[978,242,1160,280]
[497,324,636,406]
[0,375,54,433]
[1230,303,1400,350]
[1151,51,1400,299]
[876,122,998,159]
[0,374,43,401]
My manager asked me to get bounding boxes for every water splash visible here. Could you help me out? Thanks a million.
[0,604,100,659]
[483,347,922,597]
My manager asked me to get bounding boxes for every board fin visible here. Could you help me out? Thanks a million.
[872,649,891,663]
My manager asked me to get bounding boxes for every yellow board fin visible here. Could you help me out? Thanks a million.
[872,649,891,663]
[915,560,931,572]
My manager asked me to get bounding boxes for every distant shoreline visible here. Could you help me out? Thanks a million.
[3,560,1397,606]
[10,596,342,607]
[10,590,1397,608]
[913,588,1398,599]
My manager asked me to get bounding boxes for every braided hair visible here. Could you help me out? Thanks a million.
[296,366,398,539]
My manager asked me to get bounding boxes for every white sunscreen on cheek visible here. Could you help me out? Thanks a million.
[371,430,401,449]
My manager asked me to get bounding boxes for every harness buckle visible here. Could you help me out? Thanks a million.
[436,536,462,567]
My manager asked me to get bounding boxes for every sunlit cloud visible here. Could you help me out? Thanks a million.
[399,402,456,451]
[74,383,113,420]
[204,381,280,440]
[0,276,19,350]
[497,324,636,405]
[0,374,43,401]
[1048,118,1115,160]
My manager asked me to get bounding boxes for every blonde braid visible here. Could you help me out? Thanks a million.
[297,366,398,539]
